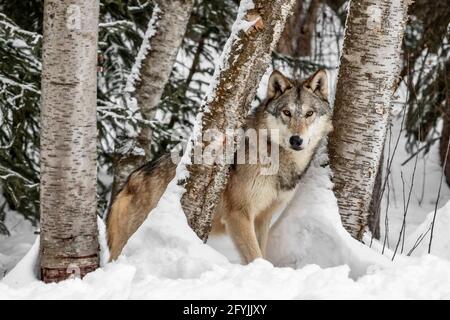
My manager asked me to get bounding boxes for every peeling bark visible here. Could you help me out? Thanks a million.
[40,0,100,283]
[111,0,194,198]
[181,0,296,242]
[328,0,410,240]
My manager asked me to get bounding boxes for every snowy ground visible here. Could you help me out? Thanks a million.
[2,63,450,297]
[2,7,450,296]
[2,63,450,298]
[376,113,450,257]
[3,1,450,300]
[2,119,450,299]
[0,211,37,279]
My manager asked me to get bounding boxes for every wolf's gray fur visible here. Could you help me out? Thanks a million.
[107,69,333,263]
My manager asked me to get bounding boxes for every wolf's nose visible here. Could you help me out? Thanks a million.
[289,135,303,150]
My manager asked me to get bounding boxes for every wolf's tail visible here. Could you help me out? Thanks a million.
[106,191,134,261]
[106,154,177,261]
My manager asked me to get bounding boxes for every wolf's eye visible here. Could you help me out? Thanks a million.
[283,110,292,117]
[305,110,314,118]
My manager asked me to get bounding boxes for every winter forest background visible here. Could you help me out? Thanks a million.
[1,0,450,299]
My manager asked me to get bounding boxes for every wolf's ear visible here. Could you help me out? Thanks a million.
[267,70,292,100]
[304,69,328,101]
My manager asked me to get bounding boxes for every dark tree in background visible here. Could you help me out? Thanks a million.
[403,0,450,181]
[0,10,42,230]
[277,0,320,57]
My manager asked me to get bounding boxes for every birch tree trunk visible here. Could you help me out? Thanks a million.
[181,0,296,242]
[135,0,194,156]
[328,0,410,240]
[40,0,100,283]
[111,0,194,198]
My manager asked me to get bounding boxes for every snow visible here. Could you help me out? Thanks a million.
[3,54,450,301]
[0,77,40,95]
[374,109,450,258]
[98,20,135,30]
[267,147,391,279]
[2,236,40,288]
[405,201,450,259]
[11,39,27,49]
[269,0,297,52]
[3,56,450,299]
[3,142,450,299]
[200,0,259,109]
[0,213,36,279]
[124,5,161,94]
[0,13,42,41]
[2,0,450,300]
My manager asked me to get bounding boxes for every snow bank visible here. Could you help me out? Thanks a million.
[0,213,36,280]
[3,237,450,299]
[3,150,450,299]
[405,201,450,260]
[267,148,390,278]
[378,113,450,250]
[119,176,229,280]
[1,237,40,288]
[2,216,110,287]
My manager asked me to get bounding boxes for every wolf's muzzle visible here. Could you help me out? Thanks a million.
[289,135,303,151]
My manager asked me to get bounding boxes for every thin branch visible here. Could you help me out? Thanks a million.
[400,136,441,166]
[428,130,450,253]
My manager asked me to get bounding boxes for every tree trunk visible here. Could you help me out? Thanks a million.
[40,0,100,283]
[328,0,410,240]
[134,0,194,157]
[110,0,194,199]
[440,60,450,186]
[277,0,304,56]
[277,0,320,57]
[181,0,296,242]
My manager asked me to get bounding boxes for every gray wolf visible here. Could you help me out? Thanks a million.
[107,69,333,263]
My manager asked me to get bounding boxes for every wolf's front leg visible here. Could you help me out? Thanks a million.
[255,213,271,257]
[225,210,262,263]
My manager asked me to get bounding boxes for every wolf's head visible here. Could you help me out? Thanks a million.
[264,69,333,151]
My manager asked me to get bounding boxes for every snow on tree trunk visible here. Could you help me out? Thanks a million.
[111,0,194,198]
[328,0,410,240]
[133,0,194,156]
[180,0,296,242]
[40,0,100,283]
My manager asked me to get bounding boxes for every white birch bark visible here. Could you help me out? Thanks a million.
[111,0,194,198]
[328,0,410,240]
[40,0,100,283]
[134,0,194,156]
[181,0,296,241]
